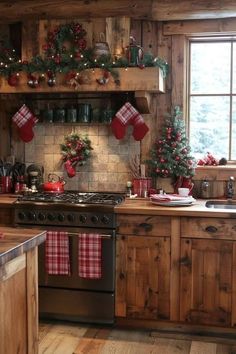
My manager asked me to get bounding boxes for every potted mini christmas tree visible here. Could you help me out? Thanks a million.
[147,106,196,193]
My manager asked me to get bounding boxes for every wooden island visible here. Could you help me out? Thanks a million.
[0,227,46,354]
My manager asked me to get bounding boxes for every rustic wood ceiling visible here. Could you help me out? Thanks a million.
[0,0,236,23]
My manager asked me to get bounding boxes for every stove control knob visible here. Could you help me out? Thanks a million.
[67,214,75,223]
[47,213,56,221]
[58,214,65,222]
[38,213,46,221]
[91,215,99,224]
[79,215,87,224]
[101,215,110,224]
[18,212,26,221]
[28,211,36,221]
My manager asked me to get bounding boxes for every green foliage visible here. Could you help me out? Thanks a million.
[0,22,169,81]
[60,133,93,166]
[147,107,196,178]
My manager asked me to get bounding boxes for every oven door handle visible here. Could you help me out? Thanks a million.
[68,232,112,239]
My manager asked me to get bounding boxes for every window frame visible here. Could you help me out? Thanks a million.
[187,36,236,162]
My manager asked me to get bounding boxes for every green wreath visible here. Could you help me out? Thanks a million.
[42,22,87,60]
[61,132,93,165]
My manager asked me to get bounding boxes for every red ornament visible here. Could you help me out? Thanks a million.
[182,148,187,154]
[172,142,177,148]
[175,156,180,161]
[167,134,171,139]
[8,73,19,87]
[138,63,145,69]
[160,158,165,163]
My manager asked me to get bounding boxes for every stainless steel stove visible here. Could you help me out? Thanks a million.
[14,191,125,324]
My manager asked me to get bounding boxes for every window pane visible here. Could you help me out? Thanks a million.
[191,42,231,94]
[233,43,236,93]
[189,96,230,160]
[231,97,236,159]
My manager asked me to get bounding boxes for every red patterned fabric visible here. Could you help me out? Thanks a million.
[111,102,149,141]
[78,233,102,279]
[45,231,71,275]
[12,104,38,142]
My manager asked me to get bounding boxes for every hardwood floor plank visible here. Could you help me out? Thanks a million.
[73,327,111,354]
[190,342,217,354]
[39,321,236,354]
[39,322,88,354]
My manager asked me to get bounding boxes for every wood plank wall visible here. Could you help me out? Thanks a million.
[1,16,235,166]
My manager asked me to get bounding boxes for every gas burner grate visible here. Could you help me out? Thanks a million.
[18,191,125,206]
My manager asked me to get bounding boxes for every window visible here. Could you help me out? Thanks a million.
[188,38,236,161]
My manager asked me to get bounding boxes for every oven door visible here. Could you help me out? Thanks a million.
[38,226,115,292]
[38,226,116,323]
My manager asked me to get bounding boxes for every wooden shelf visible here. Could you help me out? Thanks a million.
[0,67,165,113]
[0,67,165,94]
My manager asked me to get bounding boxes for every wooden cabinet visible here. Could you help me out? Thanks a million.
[116,215,171,320]
[180,217,236,327]
[0,206,13,226]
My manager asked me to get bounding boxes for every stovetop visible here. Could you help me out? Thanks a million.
[14,191,125,228]
[16,191,125,206]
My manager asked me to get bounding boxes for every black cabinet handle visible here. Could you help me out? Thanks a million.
[205,225,218,233]
[138,222,152,232]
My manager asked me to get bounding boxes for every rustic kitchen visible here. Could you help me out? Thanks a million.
[1,1,236,354]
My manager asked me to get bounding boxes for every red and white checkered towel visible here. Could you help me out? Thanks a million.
[78,233,102,279]
[45,231,71,275]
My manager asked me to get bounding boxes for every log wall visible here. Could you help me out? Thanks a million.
[1,14,236,192]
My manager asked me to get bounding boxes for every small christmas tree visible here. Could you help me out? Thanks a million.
[147,106,196,180]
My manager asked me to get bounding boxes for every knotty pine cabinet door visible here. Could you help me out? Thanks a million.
[116,234,170,320]
[180,238,236,327]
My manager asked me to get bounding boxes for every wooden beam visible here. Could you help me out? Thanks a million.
[1,1,236,23]
[163,17,236,35]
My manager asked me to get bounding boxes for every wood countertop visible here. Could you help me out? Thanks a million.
[0,227,46,266]
[0,194,18,207]
[115,198,236,218]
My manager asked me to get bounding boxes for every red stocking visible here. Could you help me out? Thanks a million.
[64,160,76,178]
[12,104,38,143]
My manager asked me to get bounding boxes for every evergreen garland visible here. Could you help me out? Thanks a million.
[0,22,169,82]
[147,106,196,179]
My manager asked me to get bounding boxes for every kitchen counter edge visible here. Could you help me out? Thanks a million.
[115,198,236,218]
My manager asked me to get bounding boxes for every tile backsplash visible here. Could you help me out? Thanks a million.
[24,123,140,192]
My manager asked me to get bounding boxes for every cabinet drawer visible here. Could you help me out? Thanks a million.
[181,217,236,240]
[117,214,171,236]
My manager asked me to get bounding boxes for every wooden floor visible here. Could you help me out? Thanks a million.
[39,320,236,354]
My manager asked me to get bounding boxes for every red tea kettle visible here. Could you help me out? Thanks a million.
[43,173,66,193]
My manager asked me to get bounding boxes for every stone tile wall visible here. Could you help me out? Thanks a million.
[25,123,140,192]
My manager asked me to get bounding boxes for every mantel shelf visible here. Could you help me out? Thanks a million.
[0,67,165,113]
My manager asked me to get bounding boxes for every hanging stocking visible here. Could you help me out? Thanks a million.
[111,102,149,141]
[111,102,138,139]
[64,160,76,178]
[130,114,149,141]
[12,104,38,143]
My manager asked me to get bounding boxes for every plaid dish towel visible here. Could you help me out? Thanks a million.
[78,233,102,279]
[45,231,71,275]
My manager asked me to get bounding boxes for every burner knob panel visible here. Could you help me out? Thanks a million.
[67,214,75,223]
[38,213,46,221]
[47,213,56,221]
[18,212,26,221]
[58,214,65,222]
[101,215,110,224]
[79,215,87,224]
[91,215,99,224]
[28,211,36,221]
